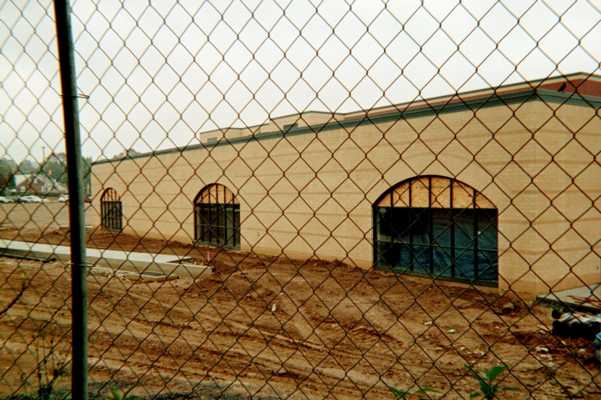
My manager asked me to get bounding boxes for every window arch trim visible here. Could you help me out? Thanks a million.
[100,187,120,202]
[193,183,240,249]
[373,175,498,285]
[374,175,494,209]
[194,183,238,205]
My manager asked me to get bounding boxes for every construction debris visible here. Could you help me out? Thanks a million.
[552,310,601,340]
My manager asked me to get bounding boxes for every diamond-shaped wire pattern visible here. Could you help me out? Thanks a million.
[1,0,601,399]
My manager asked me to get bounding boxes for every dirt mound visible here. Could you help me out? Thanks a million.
[1,231,601,399]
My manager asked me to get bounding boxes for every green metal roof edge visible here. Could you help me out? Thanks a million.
[92,89,601,166]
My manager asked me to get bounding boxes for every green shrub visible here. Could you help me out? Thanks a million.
[388,385,438,399]
[464,364,516,399]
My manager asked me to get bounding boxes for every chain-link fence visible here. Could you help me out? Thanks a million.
[2,0,601,399]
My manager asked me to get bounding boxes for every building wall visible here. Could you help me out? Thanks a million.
[0,202,70,232]
[91,98,601,295]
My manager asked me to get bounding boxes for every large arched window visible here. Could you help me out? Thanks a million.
[194,183,240,248]
[373,176,498,285]
[100,188,122,232]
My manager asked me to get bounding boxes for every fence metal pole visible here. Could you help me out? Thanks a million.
[52,1,88,399]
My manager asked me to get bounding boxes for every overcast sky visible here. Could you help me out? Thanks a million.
[1,0,600,162]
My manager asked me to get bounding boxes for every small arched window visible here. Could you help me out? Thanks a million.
[194,183,240,248]
[373,176,498,285]
[100,188,122,232]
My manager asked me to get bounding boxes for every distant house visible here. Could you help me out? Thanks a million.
[0,175,15,194]
[15,174,67,194]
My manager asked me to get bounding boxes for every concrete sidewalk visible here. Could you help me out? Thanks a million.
[0,239,212,279]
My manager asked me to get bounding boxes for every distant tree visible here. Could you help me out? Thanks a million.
[0,157,17,194]
[112,147,143,160]
[40,152,67,183]
[35,152,92,196]
[1,152,92,197]
[18,158,39,174]
[127,148,142,157]
[47,154,92,195]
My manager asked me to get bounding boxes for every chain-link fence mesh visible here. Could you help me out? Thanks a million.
[2,0,601,399]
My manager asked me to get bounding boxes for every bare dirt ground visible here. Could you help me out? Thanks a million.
[1,227,601,399]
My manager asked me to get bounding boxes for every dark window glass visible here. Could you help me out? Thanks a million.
[454,210,476,281]
[374,205,497,285]
[101,200,122,231]
[476,209,498,283]
[195,203,240,249]
[432,209,452,278]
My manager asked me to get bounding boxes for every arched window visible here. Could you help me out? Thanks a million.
[373,176,498,285]
[100,188,122,232]
[194,183,240,248]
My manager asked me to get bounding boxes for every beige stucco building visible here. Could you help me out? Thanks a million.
[90,73,601,295]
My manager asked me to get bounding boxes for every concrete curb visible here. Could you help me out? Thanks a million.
[0,239,212,280]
